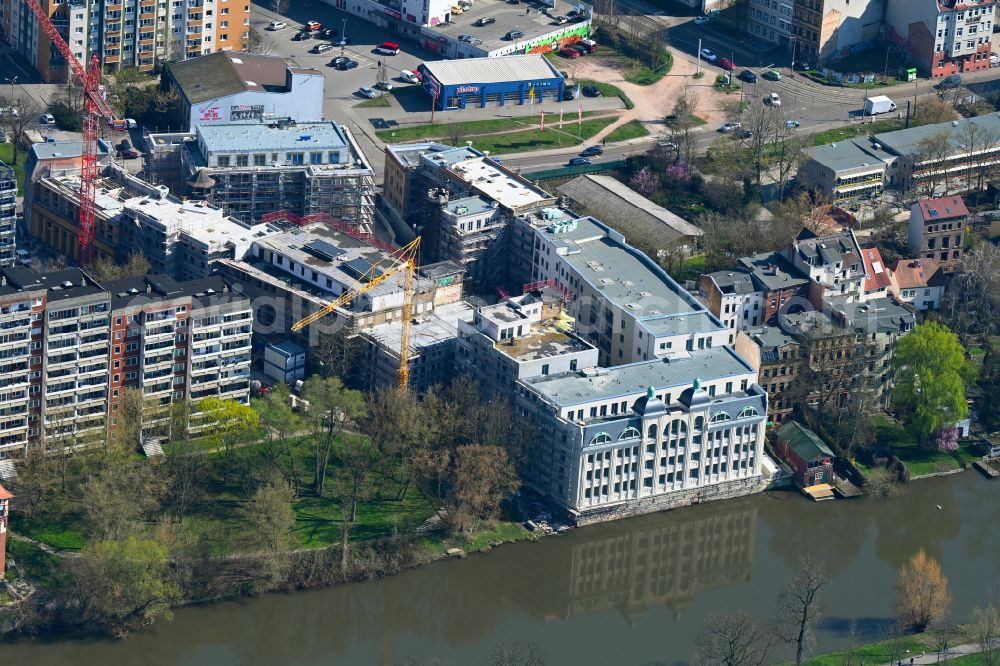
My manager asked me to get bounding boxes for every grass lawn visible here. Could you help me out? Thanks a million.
[801,635,930,666]
[0,141,28,194]
[575,79,635,109]
[944,654,996,665]
[374,112,605,144]
[604,120,650,143]
[423,520,532,556]
[7,538,61,591]
[874,416,980,477]
[354,95,391,108]
[810,119,907,146]
[15,512,87,551]
[623,53,673,86]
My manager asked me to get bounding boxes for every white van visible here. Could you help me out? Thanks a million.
[15,249,32,266]
[399,70,420,83]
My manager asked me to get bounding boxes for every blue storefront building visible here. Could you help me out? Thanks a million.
[418,55,565,112]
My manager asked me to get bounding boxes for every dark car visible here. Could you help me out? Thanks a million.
[504,30,524,40]
[736,129,753,139]
[559,47,581,59]
[738,69,757,83]
[336,59,359,70]
[936,74,962,90]
[568,157,592,166]
[318,28,338,39]
[292,31,311,41]
[563,88,576,100]
[572,44,589,55]
[580,145,603,157]
[474,16,496,25]
[582,85,601,97]
[116,148,139,159]
[329,56,349,67]
[335,36,350,46]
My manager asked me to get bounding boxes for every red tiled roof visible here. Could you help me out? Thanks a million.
[0,483,12,500]
[891,258,946,289]
[916,196,969,222]
[861,246,892,292]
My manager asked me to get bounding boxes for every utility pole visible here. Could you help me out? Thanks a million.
[882,44,890,84]
[697,38,702,75]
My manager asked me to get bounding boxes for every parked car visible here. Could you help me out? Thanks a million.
[117,147,139,159]
[785,119,800,129]
[582,85,601,97]
[399,70,421,83]
[718,57,733,70]
[450,4,464,13]
[739,69,757,83]
[318,28,338,39]
[699,48,717,62]
[358,86,377,99]
[335,36,351,46]
[736,129,753,139]
[694,15,710,24]
[657,141,679,152]
[568,157,592,166]
[336,59,359,70]
[563,88,576,100]
[39,113,55,124]
[330,56,349,68]
[268,20,287,31]
[763,69,781,81]
[504,30,524,40]
[311,42,335,54]
[718,121,741,133]
[304,20,322,30]
[572,44,589,55]
[580,145,604,157]
[552,15,569,24]
[765,91,781,106]
[375,80,393,91]
[292,31,311,41]
[474,16,496,25]
[559,47,581,59]
[14,249,32,266]
[936,74,962,89]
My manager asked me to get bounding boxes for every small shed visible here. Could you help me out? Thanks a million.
[774,420,835,490]
[263,340,306,384]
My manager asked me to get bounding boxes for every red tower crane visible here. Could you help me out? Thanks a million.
[24,0,118,265]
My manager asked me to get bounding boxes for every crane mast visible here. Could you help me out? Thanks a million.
[23,0,118,266]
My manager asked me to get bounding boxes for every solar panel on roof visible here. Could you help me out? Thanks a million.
[342,257,384,282]
[304,239,346,262]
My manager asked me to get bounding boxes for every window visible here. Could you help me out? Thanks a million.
[619,427,640,440]
[310,152,323,165]
[217,155,230,167]
[710,411,732,423]
[288,152,304,165]
[738,405,760,419]
[541,364,549,375]
[589,432,611,446]
[236,154,249,167]
[254,154,266,166]
[328,151,340,163]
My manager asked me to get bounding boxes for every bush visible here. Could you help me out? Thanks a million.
[576,79,635,110]
[47,102,82,132]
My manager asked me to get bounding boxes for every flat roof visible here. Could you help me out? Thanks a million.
[423,0,591,54]
[873,112,1000,157]
[738,251,809,291]
[539,215,709,321]
[443,194,498,217]
[364,300,475,355]
[705,270,757,295]
[638,311,721,337]
[448,156,551,210]
[421,54,562,86]
[1,267,107,304]
[520,346,754,408]
[197,121,351,156]
[387,142,465,169]
[30,139,111,162]
[803,137,894,173]
[496,325,594,362]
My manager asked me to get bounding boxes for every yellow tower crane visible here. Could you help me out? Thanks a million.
[291,237,421,393]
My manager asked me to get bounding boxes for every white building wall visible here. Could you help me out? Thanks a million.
[186,77,325,131]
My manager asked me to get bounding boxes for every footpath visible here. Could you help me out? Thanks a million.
[877,641,991,666]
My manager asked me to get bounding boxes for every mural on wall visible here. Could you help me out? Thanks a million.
[524,23,591,54]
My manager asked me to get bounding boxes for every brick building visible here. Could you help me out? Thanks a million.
[908,196,967,272]
[886,0,996,78]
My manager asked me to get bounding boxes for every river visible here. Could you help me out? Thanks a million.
[3,473,998,665]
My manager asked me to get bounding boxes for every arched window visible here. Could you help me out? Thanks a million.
[647,424,658,440]
[738,406,760,419]
[619,427,640,440]
[590,432,611,446]
[710,411,732,423]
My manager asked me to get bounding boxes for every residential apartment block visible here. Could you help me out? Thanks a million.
[908,196,967,272]
[790,0,884,64]
[748,0,793,47]
[0,162,16,268]
[0,268,252,460]
[886,0,996,78]
[1,0,249,81]
[889,258,946,309]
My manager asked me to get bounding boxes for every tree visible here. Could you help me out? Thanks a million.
[198,397,260,484]
[363,387,424,501]
[257,384,303,494]
[271,0,288,15]
[695,610,773,666]
[339,433,379,522]
[63,535,180,637]
[775,557,831,666]
[629,165,660,196]
[943,243,1000,340]
[11,449,58,520]
[446,444,520,533]
[88,252,150,284]
[666,86,699,165]
[82,458,167,541]
[894,549,951,631]
[1,95,42,164]
[914,130,954,195]
[891,322,973,446]
[927,615,960,662]
[914,97,960,126]
[313,329,362,379]
[301,375,366,496]
[970,603,1000,666]
[165,434,209,523]
[243,475,296,582]
[244,27,275,56]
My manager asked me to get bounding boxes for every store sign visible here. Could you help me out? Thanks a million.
[230,104,264,121]
[198,105,222,122]
[384,7,401,18]
[455,85,480,94]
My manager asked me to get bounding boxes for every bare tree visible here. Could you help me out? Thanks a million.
[914,96,960,126]
[1,95,43,164]
[914,130,954,195]
[970,603,1000,666]
[695,610,774,666]
[242,475,295,583]
[667,86,699,165]
[338,433,379,522]
[88,252,150,283]
[775,557,831,666]
[271,0,289,15]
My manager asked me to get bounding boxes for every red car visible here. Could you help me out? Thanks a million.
[719,58,734,70]
[304,20,322,31]
[559,47,581,59]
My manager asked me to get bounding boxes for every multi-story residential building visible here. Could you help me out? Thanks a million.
[908,196,967,272]
[517,348,769,525]
[148,121,376,227]
[0,268,252,459]
[0,162,16,267]
[798,138,898,202]
[163,52,324,132]
[886,0,996,78]
[736,251,811,324]
[860,245,893,300]
[748,0,793,48]
[791,0,885,64]
[0,482,9,578]
[889,258,946,310]
[781,229,867,308]
[699,271,765,332]
[2,0,249,81]
[381,142,463,232]
[737,326,802,424]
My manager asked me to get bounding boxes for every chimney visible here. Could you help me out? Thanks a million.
[80,275,87,287]
[146,282,152,293]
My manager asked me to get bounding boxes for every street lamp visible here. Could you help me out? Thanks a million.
[3,76,17,101]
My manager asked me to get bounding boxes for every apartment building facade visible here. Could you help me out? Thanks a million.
[1,0,248,81]
[748,0,793,48]
[0,163,15,268]
[908,196,967,272]
[886,0,996,77]
[790,0,885,64]
[0,268,252,459]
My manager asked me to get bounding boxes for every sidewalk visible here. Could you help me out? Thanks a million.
[877,642,986,666]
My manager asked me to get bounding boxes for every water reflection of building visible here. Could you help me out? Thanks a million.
[508,500,758,623]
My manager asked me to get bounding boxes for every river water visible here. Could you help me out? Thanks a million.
[4,473,998,665]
